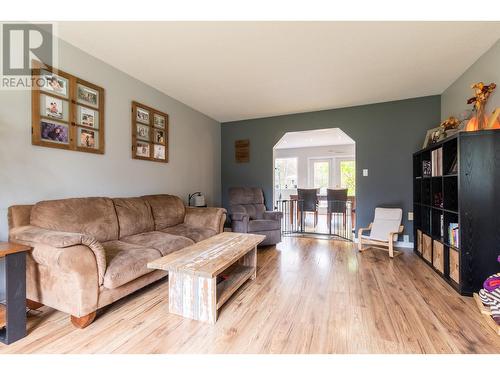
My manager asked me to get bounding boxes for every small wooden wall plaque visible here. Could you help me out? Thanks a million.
[235,139,250,163]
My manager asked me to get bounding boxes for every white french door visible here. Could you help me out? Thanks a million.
[309,158,332,192]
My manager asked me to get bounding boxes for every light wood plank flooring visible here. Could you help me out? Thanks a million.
[1,236,499,354]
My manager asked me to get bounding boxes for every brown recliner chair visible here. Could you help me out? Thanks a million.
[228,187,282,246]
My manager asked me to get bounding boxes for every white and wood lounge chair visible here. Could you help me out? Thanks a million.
[358,207,404,258]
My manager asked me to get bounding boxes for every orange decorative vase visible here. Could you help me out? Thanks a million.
[465,106,487,131]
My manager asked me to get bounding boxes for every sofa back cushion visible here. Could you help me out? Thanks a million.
[113,197,154,238]
[229,187,266,220]
[141,194,186,230]
[8,204,34,229]
[30,197,119,242]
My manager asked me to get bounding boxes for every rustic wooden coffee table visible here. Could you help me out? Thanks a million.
[148,232,265,324]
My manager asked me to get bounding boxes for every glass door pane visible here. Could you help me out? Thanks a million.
[313,160,330,189]
[340,160,355,196]
[274,158,298,201]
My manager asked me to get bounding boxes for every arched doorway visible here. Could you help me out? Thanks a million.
[273,128,356,239]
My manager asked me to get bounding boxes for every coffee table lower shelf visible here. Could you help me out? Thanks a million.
[216,265,254,309]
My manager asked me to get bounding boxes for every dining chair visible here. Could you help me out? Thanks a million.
[297,188,319,229]
[326,188,348,233]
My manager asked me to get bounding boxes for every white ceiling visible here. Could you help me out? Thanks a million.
[274,128,354,149]
[57,22,500,122]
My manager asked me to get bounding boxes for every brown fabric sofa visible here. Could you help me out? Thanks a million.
[8,194,226,328]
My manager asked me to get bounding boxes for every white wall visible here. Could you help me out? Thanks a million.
[441,39,500,120]
[0,37,221,241]
[273,144,355,199]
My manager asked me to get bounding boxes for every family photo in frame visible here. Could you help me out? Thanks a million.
[137,107,150,124]
[42,71,68,97]
[79,128,97,148]
[80,107,96,127]
[136,141,150,157]
[154,113,165,128]
[40,121,69,144]
[78,85,99,107]
[44,96,64,120]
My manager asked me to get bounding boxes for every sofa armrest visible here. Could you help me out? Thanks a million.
[9,225,106,285]
[263,211,283,221]
[184,207,227,234]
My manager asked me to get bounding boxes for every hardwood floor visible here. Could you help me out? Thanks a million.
[1,236,499,354]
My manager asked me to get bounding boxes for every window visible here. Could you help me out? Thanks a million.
[340,160,355,196]
[275,158,298,189]
[312,160,330,189]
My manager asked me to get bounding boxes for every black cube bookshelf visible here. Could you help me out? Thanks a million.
[413,130,500,296]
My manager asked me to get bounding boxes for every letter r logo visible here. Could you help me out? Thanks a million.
[2,23,53,75]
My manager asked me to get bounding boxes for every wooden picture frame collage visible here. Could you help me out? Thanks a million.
[31,61,105,154]
[131,101,169,163]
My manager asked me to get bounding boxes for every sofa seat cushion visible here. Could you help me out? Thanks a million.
[162,223,216,243]
[248,219,280,232]
[102,240,162,289]
[121,231,194,256]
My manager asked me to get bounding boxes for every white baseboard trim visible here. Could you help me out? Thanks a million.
[352,237,414,249]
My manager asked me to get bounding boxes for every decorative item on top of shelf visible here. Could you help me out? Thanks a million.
[487,108,500,129]
[465,82,498,131]
[422,126,443,149]
[437,116,463,140]
[31,61,105,154]
[440,116,460,130]
[131,101,168,163]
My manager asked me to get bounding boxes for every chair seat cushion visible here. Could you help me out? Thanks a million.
[121,231,194,256]
[248,219,280,232]
[102,240,162,289]
[161,223,216,243]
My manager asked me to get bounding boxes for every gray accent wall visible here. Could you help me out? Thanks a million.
[221,96,441,241]
[0,37,221,241]
[441,39,500,121]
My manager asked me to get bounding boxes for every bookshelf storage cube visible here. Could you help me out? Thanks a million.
[413,130,500,295]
